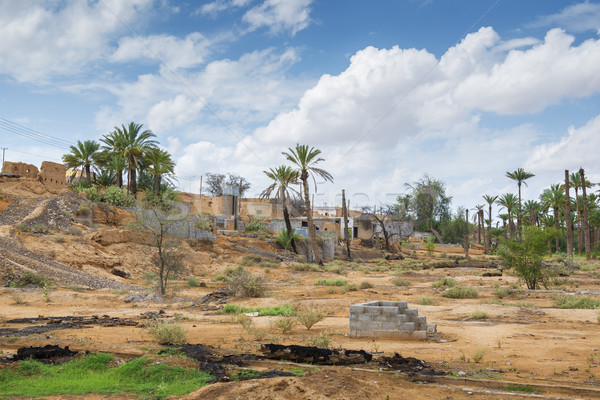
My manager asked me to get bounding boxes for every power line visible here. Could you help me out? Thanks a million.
[0,117,72,150]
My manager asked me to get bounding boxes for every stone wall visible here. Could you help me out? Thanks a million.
[38,161,66,189]
[1,161,39,178]
[349,301,436,340]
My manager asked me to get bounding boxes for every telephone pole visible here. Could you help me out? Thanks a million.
[1,148,6,170]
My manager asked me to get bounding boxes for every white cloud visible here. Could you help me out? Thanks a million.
[525,115,600,176]
[198,0,252,17]
[147,95,205,132]
[0,0,153,83]
[532,1,600,33]
[242,0,313,35]
[454,29,600,114]
[111,33,212,69]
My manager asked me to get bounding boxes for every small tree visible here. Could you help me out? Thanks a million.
[361,204,399,252]
[498,226,555,289]
[136,199,186,295]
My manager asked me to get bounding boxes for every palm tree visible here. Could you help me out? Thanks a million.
[482,195,498,253]
[145,148,175,194]
[261,165,300,253]
[506,168,535,241]
[283,144,333,264]
[117,122,157,195]
[496,193,518,239]
[62,140,100,183]
[100,129,127,187]
[524,200,541,227]
[570,172,583,255]
[473,205,484,244]
[541,183,564,253]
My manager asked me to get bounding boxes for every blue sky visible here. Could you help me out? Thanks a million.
[1,0,600,215]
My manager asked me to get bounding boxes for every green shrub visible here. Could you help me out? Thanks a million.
[293,263,321,272]
[424,236,436,255]
[102,186,135,207]
[471,309,488,319]
[259,261,279,268]
[31,223,49,234]
[273,316,295,334]
[597,313,600,323]
[79,187,101,202]
[432,277,457,288]
[19,271,50,288]
[146,322,187,345]
[244,217,268,233]
[554,295,600,309]
[359,281,374,289]
[392,278,410,287]
[324,263,347,275]
[54,235,65,243]
[442,286,478,299]
[418,296,439,306]
[226,268,266,297]
[306,332,331,348]
[240,254,263,266]
[275,228,299,250]
[347,283,359,291]
[15,224,32,233]
[314,279,347,286]
[223,304,295,316]
[296,308,325,330]
[494,287,523,299]
[195,217,212,232]
[75,201,92,217]
[187,277,202,287]
[497,226,556,289]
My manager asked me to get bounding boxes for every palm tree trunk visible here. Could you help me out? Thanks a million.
[517,183,522,242]
[85,164,91,183]
[128,154,137,195]
[575,188,581,256]
[116,169,123,187]
[487,204,492,252]
[554,206,560,252]
[580,169,591,260]
[564,170,574,261]
[155,175,161,194]
[281,189,297,253]
[302,175,321,264]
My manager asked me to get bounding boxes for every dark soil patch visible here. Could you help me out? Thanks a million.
[0,315,138,337]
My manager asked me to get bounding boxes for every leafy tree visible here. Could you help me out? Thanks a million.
[283,144,333,264]
[360,204,399,252]
[439,207,470,244]
[261,165,300,253]
[135,198,186,295]
[403,174,451,243]
[506,168,535,241]
[62,140,100,183]
[100,129,127,187]
[203,173,251,197]
[498,226,555,289]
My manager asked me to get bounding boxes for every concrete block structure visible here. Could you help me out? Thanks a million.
[349,301,436,340]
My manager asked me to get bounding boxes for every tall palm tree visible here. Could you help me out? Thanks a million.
[283,144,333,264]
[506,168,535,241]
[524,200,541,227]
[100,129,127,187]
[62,140,100,183]
[117,122,157,195]
[482,194,498,253]
[570,172,583,255]
[473,204,484,244]
[261,165,300,253]
[496,193,518,240]
[144,148,175,194]
[541,183,564,253]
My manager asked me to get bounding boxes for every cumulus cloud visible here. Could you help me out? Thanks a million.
[198,0,252,17]
[0,0,152,83]
[242,0,313,35]
[147,95,205,132]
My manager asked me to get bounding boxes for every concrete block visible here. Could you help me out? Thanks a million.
[414,316,427,325]
[404,309,418,317]
[398,322,416,332]
[373,315,391,323]
[349,329,358,337]
[427,324,437,334]
[378,301,397,307]
[394,314,408,323]
[349,305,366,314]
[364,307,381,314]
[349,313,358,321]
[380,306,399,315]
[396,301,408,309]
[357,314,373,322]
[410,331,427,340]
[381,322,399,331]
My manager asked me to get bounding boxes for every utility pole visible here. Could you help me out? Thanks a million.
[580,168,591,260]
[342,190,352,261]
[1,148,6,171]
[464,208,469,259]
[564,170,573,262]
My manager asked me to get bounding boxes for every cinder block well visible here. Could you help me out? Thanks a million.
[349,301,436,340]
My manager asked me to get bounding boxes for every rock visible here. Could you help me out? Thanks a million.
[111,268,130,279]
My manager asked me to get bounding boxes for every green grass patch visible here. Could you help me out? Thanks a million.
[503,385,537,393]
[0,353,212,398]
[314,279,347,286]
[471,309,488,319]
[292,263,322,272]
[554,295,600,309]
[441,286,478,299]
[222,304,296,316]
[418,296,439,306]
[392,277,410,287]
[432,277,457,288]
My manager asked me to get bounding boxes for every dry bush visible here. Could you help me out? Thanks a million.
[296,308,325,330]
[146,321,187,345]
[227,268,266,297]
